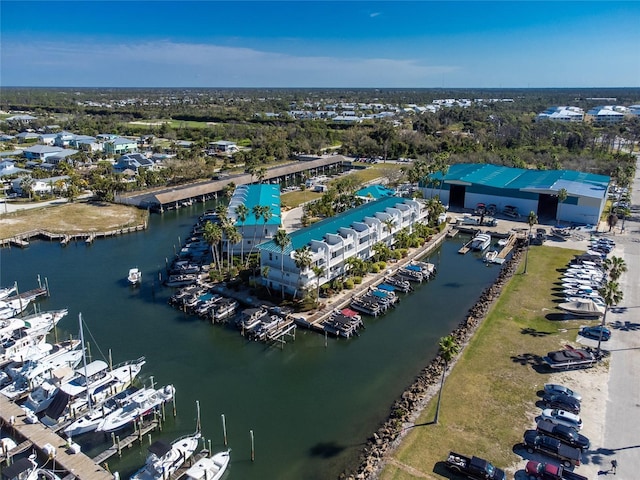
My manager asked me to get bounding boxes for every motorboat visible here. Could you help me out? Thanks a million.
[543,346,597,370]
[130,431,202,480]
[0,285,17,300]
[128,268,142,286]
[470,233,491,251]
[557,299,605,317]
[183,450,230,480]
[484,250,498,263]
[1,340,83,400]
[97,384,175,433]
[64,385,139,437]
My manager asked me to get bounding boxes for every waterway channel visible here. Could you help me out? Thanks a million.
[0,202,501,479]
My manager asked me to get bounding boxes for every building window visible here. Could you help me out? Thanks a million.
[269,253,273,261]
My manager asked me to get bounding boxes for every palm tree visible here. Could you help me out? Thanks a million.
[235,204,249,265]
[274,229,291,299]
[434,335,460,424]
[383,218,395,245]
[556,188,568,226]
[224,224,242,274]
[247,205,264,266]
[602,256,627,282]
[203,221,223,273]
[596,280,623,357]
[312,265,325,300]
[523,211,538,274]
[293,246,313,298]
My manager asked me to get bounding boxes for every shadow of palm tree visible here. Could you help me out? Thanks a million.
[610,320,640,331]
[511,352,545,368]
[521,327,553,337]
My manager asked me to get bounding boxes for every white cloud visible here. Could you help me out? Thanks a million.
[1,40,458,87]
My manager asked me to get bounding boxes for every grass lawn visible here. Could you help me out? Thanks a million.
[0,201,148,239]
[350,163,405,184]
[379,245,592,479]
[280,190,323,208]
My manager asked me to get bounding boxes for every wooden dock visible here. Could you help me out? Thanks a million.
[0,395,113,480]
[92,417,162,465]
[458,239,473,255]
[496,232,517,260]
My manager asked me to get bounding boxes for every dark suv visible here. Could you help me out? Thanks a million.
[536,419,590,451]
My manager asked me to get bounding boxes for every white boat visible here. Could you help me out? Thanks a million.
[0,285,17,300]
[470,233,491,251]
[183,450,230,480]
[63,386,138,437]
[128,268,142,286]
[97,384,175,433]
[558,299,605,317]
[1,340,83,400]
[484,250,498,263]
[130,431,202,480]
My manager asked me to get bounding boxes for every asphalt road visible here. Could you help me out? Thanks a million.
[601,156,640,479]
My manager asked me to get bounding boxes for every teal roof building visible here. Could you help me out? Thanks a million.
[424,163,610,225]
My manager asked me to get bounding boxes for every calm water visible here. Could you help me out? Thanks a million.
[0,203,500,479]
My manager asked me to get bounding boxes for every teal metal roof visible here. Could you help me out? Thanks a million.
[429,163,610,199]
[258,196,409,254]
[230,184,281,226]
[356,185,396,199]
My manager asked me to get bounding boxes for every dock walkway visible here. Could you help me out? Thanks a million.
[0,395,112,480]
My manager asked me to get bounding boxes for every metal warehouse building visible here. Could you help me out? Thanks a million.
[423,163,610,226]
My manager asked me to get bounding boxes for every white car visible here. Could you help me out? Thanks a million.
[540,408,583,430]
[543,384,582,402]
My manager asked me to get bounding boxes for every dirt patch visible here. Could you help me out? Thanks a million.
[0,201,148,239]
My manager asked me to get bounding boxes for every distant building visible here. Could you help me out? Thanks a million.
[535,106,584,122]
[15,132,39,143]
[209,140,238,153]
[5,114,37,125]
[103,137,138,156]
[0,160,29,177]
[22,145,65,161]
[11,175,70,196]
[113,153,155,172]
[586,106,626,125]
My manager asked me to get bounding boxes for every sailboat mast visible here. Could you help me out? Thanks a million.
[79,313,93,411]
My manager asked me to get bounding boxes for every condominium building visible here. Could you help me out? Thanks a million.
[257,196,427,298]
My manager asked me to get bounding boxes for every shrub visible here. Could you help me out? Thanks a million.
[353,276,362,284]
[344,279,355,289]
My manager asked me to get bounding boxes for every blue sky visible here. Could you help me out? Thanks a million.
[1,1,639,88]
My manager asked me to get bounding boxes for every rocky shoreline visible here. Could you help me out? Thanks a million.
[340,240,526,480]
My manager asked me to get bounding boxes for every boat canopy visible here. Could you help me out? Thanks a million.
[341,308,359,318]
[405,265,422,272]
[377,284,396,292]
[148,440,172,458]
[372,290,388,298]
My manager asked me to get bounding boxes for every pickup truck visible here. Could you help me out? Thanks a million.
[525,460,588,480]
[446,451,506,480]
[523,431,582,467]
[536,420,590,451]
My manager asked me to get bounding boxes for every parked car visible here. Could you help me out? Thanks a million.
[543,384,582,402]
[540,409,583,430]
[536,420,590,451]
[579,325,611,341]
[541,394,581,414]
[525,460,588,480]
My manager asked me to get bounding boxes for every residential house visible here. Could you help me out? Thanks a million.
[54,131,76,147]
[15,132,39,143]
[0,160,29,177]
[113,153,154,172]
[103,137,138,156]
[11,175,70,196]
[38,133,58,145]
[210,140,238,153]
[22,145,65,161]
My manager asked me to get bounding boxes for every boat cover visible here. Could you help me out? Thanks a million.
[405,265,421,272]
[148,440,172,458]
[2,457,33,479]
[341,308,359,318]
[377,284,396,292]
[372,290,388,298]
[558,300,604,316]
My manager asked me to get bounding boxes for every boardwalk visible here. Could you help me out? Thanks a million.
[0,395,112,480]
